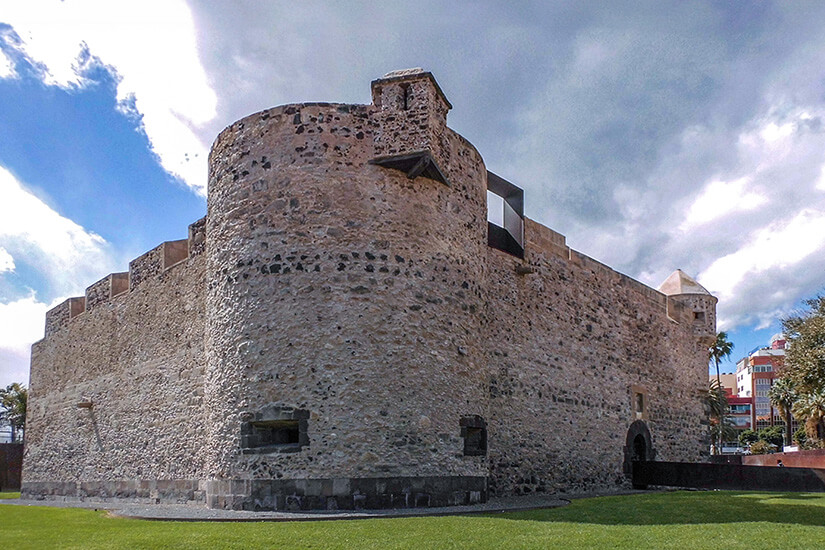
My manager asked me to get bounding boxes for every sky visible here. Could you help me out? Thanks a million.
[1,1,825,388]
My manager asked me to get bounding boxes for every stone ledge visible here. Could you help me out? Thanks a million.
[206,475,488,511]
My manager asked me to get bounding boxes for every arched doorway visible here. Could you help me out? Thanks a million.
[632,433,647,463]
[623,420,654,488]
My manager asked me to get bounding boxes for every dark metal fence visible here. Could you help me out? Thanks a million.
[633,460,825,492]
[0,443,23,491]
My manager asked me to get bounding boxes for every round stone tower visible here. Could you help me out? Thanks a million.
[203,70,492,510]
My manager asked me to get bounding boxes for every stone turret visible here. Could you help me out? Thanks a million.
[659,269,718,345]
[370,68,452,185]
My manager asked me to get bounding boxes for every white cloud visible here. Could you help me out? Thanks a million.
[0,165,115,297]
[0,294,47,353]
[698,208,825,324]
[1,0,217,194]
[817,165,825,192]
[0,294,48,388]
[0,247,13,273]
[680,177,767,230]
[0,166,120,387]
[0,47,14,79]
[759,121,794,143]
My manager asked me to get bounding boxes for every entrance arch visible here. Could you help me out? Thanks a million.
[622,420,654,477]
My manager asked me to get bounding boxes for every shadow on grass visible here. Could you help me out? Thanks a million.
[491,491,825,527]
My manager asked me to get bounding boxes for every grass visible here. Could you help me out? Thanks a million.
[0,491,20,499]
[1,491,825,549]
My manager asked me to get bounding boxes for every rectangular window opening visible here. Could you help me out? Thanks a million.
[253,420,299,446]
[630,385,649,420]
[486,172,524,259]
[460,415,487,456]
[240,407,309,454]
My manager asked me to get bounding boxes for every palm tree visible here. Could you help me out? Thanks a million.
[791,389,825,442]
[0,383,27,442]
[708,331,735,388]
[706,379,734,454]
[707,332,734,452]
[769,377,797,447]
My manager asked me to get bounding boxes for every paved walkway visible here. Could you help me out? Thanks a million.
[0,493,571,522]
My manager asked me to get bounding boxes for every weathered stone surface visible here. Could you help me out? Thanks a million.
[26,253,206,504]
[24,70,715,509]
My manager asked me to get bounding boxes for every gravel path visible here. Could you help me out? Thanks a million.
[0,493,571,522]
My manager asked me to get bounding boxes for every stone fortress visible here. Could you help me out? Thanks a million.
[23,69,717,511]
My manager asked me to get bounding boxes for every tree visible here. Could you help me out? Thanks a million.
[709,331,735,388]
[793,426,808,446]
[782,296,825,444]
[792,389,825,442]
[0,383,27,442]
[707,333,734,452]
[769,377,797,447]
[782,296,825,395]
[705,379,735,454]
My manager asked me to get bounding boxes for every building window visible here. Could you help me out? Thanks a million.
[460,415,487,456]
[241,407,309,454]
[693,311,705,321]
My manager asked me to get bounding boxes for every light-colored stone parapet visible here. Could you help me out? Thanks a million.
[42,223,206,337]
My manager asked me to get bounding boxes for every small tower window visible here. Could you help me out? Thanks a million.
[400,83,411,110]
[630,385,649,420]
[693,311,705,321]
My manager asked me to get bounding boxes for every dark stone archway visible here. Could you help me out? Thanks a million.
[623,420,655,482]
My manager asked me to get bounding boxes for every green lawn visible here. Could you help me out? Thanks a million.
[1,491,824,549]
[0,491,20,499]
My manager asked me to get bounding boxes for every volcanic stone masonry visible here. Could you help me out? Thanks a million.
[22,68,717,511]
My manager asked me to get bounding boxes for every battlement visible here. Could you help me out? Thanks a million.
[519,218,669,311]
[43,216,206,337]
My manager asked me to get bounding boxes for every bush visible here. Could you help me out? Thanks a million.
[801,437,825,450]
[739,429,758,446]
[749,440,776,454]
[757,426,785,447]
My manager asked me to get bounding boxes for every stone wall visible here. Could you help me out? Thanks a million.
[23,220,207,504]
[481,219,707,496]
